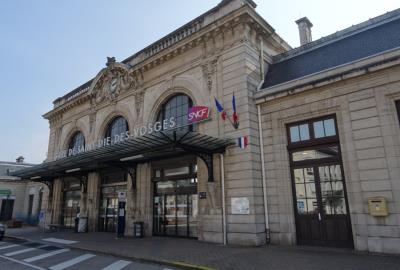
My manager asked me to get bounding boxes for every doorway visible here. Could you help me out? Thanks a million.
[0,199,14,221]
[153,160,198,238]
[98,170,127,233]
[62,178,81,228]
[288,116,353,248]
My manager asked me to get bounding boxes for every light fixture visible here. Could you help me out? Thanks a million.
[66,168,81,173]
[120,155,144,162]
[30,176,41,180]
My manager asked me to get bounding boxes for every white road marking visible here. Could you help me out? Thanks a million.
[4,245,48,256]
[0,244,19,250]
[102,260,132,270]
[49,253,96,270]
[42,238,78,244]
[0,254,47,270]
[24,248,70,263]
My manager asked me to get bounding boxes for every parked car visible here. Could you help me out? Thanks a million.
[0,223,5,240]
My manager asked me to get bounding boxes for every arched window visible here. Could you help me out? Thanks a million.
[157,94,193,130]
[105,116,129,143]
[68,132,85,156]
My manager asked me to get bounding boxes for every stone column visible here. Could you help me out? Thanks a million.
[51,178,64,225]
[86,172,100,232]
[78,175,88,232]
[125,167,137,236]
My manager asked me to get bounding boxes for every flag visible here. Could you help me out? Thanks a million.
[232,93,239,129]
[214,97,227,120]
[238,136,248,149]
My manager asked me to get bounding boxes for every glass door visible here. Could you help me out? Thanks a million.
[188,194,198,237]
[177,195,188,236]
[62,190,80,228]
[152,161,198,238]
[288,116,353,248]
[99,185,125,232]
[165,195,176,236]
[292,163,352,247]
[153,196,165,235]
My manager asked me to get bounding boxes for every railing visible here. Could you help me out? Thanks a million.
[54,19,204,108]
[144,20,203,58]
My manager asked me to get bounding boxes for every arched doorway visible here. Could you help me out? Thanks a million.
[152,94,199,238]
[98,116,129,232]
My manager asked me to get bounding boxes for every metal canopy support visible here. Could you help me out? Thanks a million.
[127,165,137,191]
[197,153,214,182]
[12,131,234,180]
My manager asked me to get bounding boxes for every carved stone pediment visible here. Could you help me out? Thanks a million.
[89,57,143,105]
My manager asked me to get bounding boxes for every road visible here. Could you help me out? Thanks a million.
[0,239,177,270]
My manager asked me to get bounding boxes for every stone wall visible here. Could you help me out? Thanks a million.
[260,65,400,253]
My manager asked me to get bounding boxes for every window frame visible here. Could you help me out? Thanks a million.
[104,116,129,142]
[68,132,85,156]
[157,94,193,131]
[287,114,339,150]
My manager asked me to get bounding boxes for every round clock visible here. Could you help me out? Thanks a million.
[109,77,119,93]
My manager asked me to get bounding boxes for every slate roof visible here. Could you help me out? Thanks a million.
[261,8,400,89]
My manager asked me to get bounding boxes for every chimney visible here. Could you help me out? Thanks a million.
[16,156,25,163]
[296,17,313,45]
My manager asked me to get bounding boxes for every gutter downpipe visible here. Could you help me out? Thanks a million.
[257,38,271,244]
[220,153,227,245]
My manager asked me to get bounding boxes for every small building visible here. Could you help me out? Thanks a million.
[0,157,44,225]
[12,0,400,254]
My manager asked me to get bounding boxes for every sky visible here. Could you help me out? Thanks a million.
[0,0,398,164]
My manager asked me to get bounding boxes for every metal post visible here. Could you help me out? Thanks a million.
[257,104,270,243]
[220,154,227,245]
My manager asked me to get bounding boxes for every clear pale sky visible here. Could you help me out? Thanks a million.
[0,0,398,164]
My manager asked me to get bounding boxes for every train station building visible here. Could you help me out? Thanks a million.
[13,0,400,254]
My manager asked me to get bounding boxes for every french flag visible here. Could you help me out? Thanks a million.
[232,93,239,129]
[214,97,227,120]
[238,136,248,149]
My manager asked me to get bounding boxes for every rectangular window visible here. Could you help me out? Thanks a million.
[288,115,337,144]
[313,119,336,138]
[290,124,310,143]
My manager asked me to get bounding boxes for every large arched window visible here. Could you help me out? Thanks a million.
[68,132,85,156]
[105,116,129,144]
[157,94,193,130]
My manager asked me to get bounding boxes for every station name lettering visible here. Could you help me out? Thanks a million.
[55,117,176,160]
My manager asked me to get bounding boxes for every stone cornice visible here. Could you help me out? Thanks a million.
[44,5,287,120]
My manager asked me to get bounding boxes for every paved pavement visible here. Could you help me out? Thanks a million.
[0,238,177,270]
[6,227,400,270]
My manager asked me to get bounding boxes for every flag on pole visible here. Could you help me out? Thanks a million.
[232,93,239,129]
[238,136,248,149]
[214,97,227,120]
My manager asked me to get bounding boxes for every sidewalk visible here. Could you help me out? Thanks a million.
[6,227,400,270]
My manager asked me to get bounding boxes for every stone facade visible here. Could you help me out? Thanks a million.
[27,0,400,254]
[256,46,400,253]
[41,0,289,246]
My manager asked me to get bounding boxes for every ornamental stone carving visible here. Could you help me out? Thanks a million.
[89,57,143,104]
[202,58,218,92]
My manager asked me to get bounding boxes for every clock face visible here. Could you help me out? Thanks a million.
[109,77,118,93]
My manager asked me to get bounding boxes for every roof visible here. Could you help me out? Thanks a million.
[261,8,400,89]
[11,131,234,180]
[53,0,259,107]
[0,161,35,177]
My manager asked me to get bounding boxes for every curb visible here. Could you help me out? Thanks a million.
[4,235,216,270]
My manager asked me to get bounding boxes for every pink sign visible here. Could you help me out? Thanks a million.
[188,106,210,123]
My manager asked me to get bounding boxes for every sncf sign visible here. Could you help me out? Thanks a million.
[188,106,210,123]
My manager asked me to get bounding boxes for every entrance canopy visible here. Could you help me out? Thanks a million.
[12,131,234,181]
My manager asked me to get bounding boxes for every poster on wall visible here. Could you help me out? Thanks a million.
[231,197,250,215]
